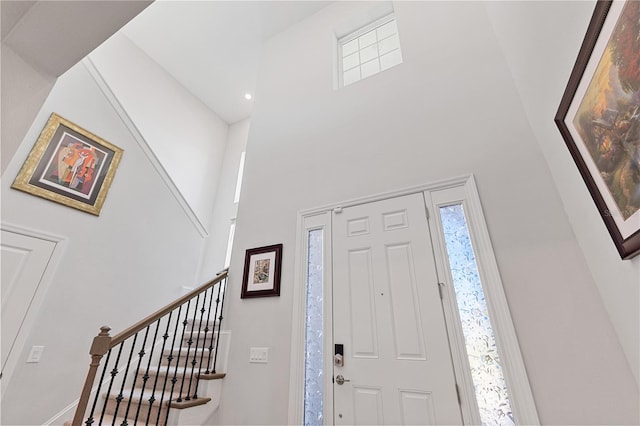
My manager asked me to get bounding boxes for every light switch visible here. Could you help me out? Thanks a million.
[249,347,269,363]
[27,346,45,363]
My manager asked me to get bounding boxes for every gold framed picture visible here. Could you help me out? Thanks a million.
[12,113,123,216]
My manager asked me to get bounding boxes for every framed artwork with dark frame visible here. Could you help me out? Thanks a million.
[241,244,283,298]
[11,113,123,216]
[555,0,640,259]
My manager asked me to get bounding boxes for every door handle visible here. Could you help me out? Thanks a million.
[335,374,350,385]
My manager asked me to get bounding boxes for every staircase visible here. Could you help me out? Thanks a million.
[69,271,229,426]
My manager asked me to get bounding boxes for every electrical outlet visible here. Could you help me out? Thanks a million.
[249,347,269,363]
[26,346,45,363]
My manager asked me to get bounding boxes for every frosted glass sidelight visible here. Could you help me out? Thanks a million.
[440,205,515,426]
[304,229,324,425]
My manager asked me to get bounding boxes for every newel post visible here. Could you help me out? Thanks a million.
[71,326,112,426]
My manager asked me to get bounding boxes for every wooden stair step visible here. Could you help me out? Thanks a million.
[135,365,224,390]
[103,388,170,425]
[185,318,219,331]
[161,347,213,362]
[181,330,218,345]
[84,413,128,426]
[199,372,226,380]
[102,386,212,424]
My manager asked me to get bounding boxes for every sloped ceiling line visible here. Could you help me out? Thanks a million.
[82,57,209,237]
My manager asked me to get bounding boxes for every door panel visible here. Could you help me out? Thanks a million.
[1,230,57,375]
[332,193,462,425]
[399,390,436,425]
[348,248,378,358]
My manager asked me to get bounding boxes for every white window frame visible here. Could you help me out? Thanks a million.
[337,13,401,88]
[288,175,539,425]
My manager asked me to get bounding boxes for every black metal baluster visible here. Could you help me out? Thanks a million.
[98,343,125,426]
[145,314,171,425]
[205,282,223,374]
[155,305,182,425]
[178,295,199,402]
[112,334,139,423]
[163,299,192,425]
[200,286,216,375]
[83,348,113,426]
[134,319,160,425]
[123,326,150,424]
[212,277,228,374]
[186,290,208,400]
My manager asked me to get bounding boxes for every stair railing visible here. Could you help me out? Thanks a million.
[71,269,228,426]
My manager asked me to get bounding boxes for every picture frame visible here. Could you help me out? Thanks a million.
[241,244,283,298]
[555,0,640,259]
[12,113,123,216]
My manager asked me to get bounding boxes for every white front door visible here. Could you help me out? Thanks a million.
[332,193,462,425]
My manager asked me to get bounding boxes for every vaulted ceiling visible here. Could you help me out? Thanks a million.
[121,1,330,124]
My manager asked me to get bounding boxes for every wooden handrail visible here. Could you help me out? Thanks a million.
[111,270,228,347]
[72,269,229,425]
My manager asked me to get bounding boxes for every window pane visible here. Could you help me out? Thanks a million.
[342,39,359,57]
[361,59,381,79]
[223,221,236,269]
[376,19,398,39]
[358,29,377,49]
[343,67,361,86]
[342,52,360,71]
[380,49,402,71]
[359,44,379,63]
[233,152,246,203]
[378,34,400,55]
[440,204,515,426]
[304,229,324,426]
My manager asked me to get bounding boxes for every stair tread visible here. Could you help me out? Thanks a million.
[163,346,212,354]
[86,413,127,425]
[104,387,206,405]
[146,365,220,374]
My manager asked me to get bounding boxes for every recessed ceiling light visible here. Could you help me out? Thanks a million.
[244,93,253,100]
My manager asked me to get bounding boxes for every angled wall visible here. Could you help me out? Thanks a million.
[485,0,640,385]
[0,0,152,173]
[88,33,229,234]
[0,60,209,424]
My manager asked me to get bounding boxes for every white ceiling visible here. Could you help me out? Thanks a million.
[121,1,330,124]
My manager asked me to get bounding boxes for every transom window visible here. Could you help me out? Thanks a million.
[339,15,403,87]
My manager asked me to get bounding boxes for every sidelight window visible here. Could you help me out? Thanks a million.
[304,229,324,425]
[439,204,514,426]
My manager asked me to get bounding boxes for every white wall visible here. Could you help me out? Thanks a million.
[216,2,639,425]
[0,60,208,425]
[199,118,250,282]
[484,0,640,385]
[88,33,229,233]
[1,44,56,174]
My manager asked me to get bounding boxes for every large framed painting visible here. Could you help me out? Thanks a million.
[241,244,283,298]
[12,113,123,216]
[555,0,640,259]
